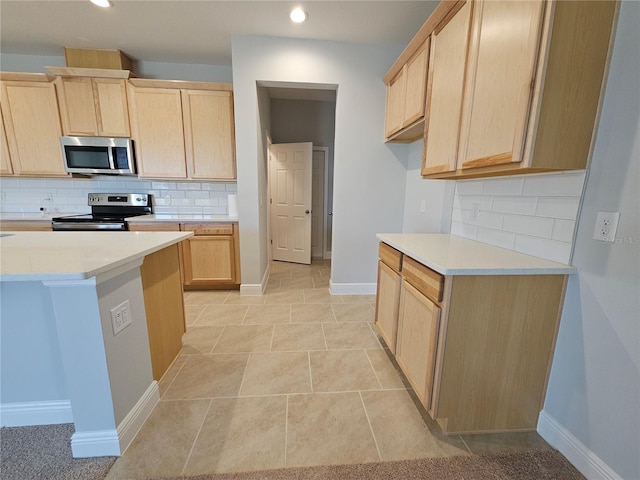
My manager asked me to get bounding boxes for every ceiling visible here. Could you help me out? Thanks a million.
[0,1,439,66]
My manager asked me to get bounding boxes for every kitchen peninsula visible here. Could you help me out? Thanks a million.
[0,230,191,458]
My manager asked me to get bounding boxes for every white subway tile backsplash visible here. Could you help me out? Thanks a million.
[491,196,538,215]
[185,190,210,199]
[177,206,204,214]
[203,206,228,215]
[477,227,516,250]
[195,198,218,207]
[451,172,583,264]
[477,211,504,230]
[523,171,586,197]
[455,180,483,195]
[0,178,19,188]
[536,197,581,219]
[176,182,202,190]
[514,235,572,264]
[502,214,554,239]
[482,177,524,196]
[151,182,177,190]
[552,219,577,243]
[225,184,237,192]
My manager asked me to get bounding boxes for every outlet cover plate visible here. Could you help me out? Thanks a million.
[111,299,132,335]
[593,211,620,242]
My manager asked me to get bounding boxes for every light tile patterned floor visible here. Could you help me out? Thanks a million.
[106,259,552,479]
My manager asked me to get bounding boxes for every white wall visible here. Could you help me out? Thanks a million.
[402,140,454,233]
[232,35,406,291]
[0,53,232,82]
[541,3,640,478]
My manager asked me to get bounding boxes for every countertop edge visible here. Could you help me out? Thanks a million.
[126,214,239,223]
[377,233,577,275]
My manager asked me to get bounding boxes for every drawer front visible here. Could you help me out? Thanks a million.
[128,222,180,232]
[379,242,403,273]
[402,256,444,303]
[181,223,234,235]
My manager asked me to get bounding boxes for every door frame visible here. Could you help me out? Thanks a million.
[313,146,331,260]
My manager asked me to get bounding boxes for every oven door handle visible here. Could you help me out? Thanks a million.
[52,221,127,231]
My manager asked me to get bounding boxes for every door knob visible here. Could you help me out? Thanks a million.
[305,210,310,214]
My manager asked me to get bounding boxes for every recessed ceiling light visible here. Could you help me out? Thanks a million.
[90,0,112,7]
[290,7,308,23]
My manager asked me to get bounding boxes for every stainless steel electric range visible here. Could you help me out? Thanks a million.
[52,193,153,231]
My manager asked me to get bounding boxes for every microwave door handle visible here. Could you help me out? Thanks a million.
[107,147,115,170]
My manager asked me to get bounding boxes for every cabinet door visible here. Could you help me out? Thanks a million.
[56,76,98,136]
[1,109,13,175]
[402,40,429,128]
[128,86,187,178]
[375,260,402,353]
[182,90,236,180]
[384,70,406,138]
[422,1,472,175]
[94,78,130,137]
[1,81,66,176]
[182,235,236,285]
[396,280,441,410]
[459,0,544,170]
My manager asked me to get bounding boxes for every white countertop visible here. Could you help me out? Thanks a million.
[126,214,238,223]
[0,231,192,282]
[377,233,576,275]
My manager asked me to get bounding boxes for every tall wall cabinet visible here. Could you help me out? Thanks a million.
[385,0,618,180]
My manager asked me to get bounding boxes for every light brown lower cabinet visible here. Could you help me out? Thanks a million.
[0,221,52,231]
[374,243,403,354]
[139,244,185,381]
[375,241,567,434]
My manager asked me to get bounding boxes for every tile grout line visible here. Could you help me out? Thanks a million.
[236,351,252,397]
[210,325,226,353]
[159,354,190,397]
[364,349,384,390]
[284,395,289,467]
[269,324,276,352]
[307,351,314,393]
[180,398,213,476]
[358,391,383,462]
[320,322,329,350]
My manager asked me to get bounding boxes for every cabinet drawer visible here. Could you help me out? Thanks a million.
[181,223,233,235]
[379,242,403,273]
[128,222,180,231]
[402,256,444,303]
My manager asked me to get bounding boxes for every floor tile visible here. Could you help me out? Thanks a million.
[182,326,225,355]
[265,289,304,304]
[194,304,249,326]
[312,277,330,288]
[323,322,382,349]
[224,292,266,305]
[460,431,553,455]
[271,323,326,351]
[105,399,210,479]
[162,354,249,399]
[365,349,410,389]
[184,291,230,305]
[341,294,377,303]
[212,325,274,353]
[361,390,469,461]
[290,304,335,323]
[158,354,188,398]
[183,396,286,475]
[243,304,291,324]
[184,305,206,326]
[286,392,380,467]
[310,350,381,392]
[332,303,375,323]
[280,277,315,289]
[303,288,343,304]
[240,352,311,395]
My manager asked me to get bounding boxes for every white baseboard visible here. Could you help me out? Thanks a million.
[116,381,159,455]
[538,410,622,480]
[71,429,120,458]
[70,381,159,458]
[240,264,270,296]
[329,281,376,295]
[0,400,73,427]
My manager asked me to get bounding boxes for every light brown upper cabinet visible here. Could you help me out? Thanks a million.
[422,0,618,179]
[384,40,430,142]
[128,80,236,180]
[182,90,236,180]
[55,76,130,137]
[421,1,473,176]
[1,109,13,175]
[0,75,67,176]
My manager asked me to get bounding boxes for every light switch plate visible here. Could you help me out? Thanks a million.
[593,211,620,242]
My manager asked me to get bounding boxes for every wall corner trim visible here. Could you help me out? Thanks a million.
[538,410,623,480]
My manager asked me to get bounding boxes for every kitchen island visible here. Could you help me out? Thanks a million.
[0,231,192,457]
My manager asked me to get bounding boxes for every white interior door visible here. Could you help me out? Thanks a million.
[311,148,326,259]
[269,142,313,264]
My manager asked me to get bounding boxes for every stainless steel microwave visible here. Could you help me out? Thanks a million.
[60,136,136,175]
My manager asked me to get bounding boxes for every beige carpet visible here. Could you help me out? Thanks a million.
[146,450,585,480]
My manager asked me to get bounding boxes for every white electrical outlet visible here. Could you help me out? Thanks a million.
[110,300,132,335]
[469,203,480,223]
[420,200,426,213]
[593,211,620,242]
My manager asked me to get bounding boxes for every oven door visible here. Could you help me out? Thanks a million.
[52,221,127,231]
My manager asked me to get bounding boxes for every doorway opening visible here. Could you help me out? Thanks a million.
[260,82,336,266]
